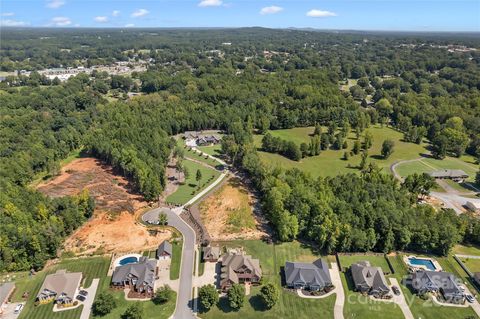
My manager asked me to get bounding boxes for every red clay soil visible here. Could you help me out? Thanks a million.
[37,157,171,255]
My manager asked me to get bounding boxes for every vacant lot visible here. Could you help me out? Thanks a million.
[254,125,427,177]
[37,157,172,255]
[201,240,335,319]
[37,157,147,213]
[166,159,221,205]
[199,177,266,241]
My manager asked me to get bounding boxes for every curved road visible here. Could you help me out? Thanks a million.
[143,207,196,319]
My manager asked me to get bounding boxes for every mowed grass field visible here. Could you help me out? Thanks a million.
[396,156,478,183]
[166,159,221,205]
[16,256,110,319]
[197,143,223,157]
[200,240,336,319]
[254,125,427,178]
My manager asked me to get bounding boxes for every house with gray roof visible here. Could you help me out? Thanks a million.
[157,240,172,260]
[203,245,221,262]
[220,251,262,291]
[428,169,468,182]
[351,261,390,298]
[111,257,157,297]
[411,270,465,304]
[284,258,333,292]
[35,269,82,305]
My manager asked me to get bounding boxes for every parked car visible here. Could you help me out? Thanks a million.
[76,295,86,302]
[79,290,88,296]
[392,286,400,295]
[14,304,24,314]
[466,295,475,303]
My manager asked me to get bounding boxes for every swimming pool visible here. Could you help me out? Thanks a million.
[119,256,139,266]
[407,257,437,271]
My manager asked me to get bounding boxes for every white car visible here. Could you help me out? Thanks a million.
[14,303,24,314]
[466,295,475,303]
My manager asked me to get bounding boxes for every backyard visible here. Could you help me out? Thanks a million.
[200,240,336,319]
[254,125,427,178]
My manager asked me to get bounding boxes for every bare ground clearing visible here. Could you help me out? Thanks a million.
[199,176,267,241]
[37,157,171,255]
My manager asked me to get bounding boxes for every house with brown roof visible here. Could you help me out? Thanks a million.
[220,251,262,291]
[351,261,390,298]
[203,246,221,262]
[35,269,82,306]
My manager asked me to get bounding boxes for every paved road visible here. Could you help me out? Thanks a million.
[144,207,197,319]
[389,278,414,319]
[330,263,345,319]
[80,278,99,319]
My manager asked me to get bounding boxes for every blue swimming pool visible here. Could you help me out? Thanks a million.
[119,256,139,266]
[408,257,437,271]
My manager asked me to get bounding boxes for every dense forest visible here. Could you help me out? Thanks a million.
[1,28,479,271]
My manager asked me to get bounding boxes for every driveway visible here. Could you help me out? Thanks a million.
[330,262,345,319]
[80,278,99,319]
[1,302,25,319]
[389,277,413,319]
[144,207,196,319]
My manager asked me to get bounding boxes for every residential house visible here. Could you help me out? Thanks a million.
[156,241,172,260]
[428,169,468,182]
[203,246,221,262]
[111,257,157,297]
[0,282,15,315]
[220,251,262,291]
[284,258,333,292]
[411,270,465,304]
[466,201,480,213]
[35,270,82,305]
[351,261,390,298]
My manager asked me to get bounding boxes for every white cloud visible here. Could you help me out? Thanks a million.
[125,23,135,27]
[1,12,15,17]
[94,16,108,23]
[306,9,337,17]
[260,6,283,15]
[112,10,120,17]
[50,16,72,26]
[46,0,65,9]
[198,0,222,7]
[131,9,149,18]
[0,19,28,27]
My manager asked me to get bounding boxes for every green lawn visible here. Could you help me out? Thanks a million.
[17,256,110,319]
[166,159,221,205]
[200,240,335,319]
[178,139,222,167]
[255,125,427,178]
[460,258,480,273]
[338,254,391,273]
[387,253,479,319]
[197,144,223,157]
[396,156,478,183]
[170,240,182,280]
[454,244,480,256]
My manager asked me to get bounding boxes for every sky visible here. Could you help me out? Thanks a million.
[0,0,479,32]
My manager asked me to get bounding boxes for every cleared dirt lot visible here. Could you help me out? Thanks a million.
[37,157,171,255]
[199,176,267,241]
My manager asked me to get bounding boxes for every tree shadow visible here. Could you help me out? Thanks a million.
[215,296,238,313]
[370,155,384,160]
[249,294,268,312]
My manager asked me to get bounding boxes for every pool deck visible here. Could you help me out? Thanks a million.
[403,255,443,272]
[107,253,143,275]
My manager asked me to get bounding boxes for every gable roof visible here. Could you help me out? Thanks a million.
[36,269,82,300]
[203,246,221,260]
[351,261,389,293]
[285,258,332,288]
[157,241,172,256]
[221,252,262,284]
[429,169,468,178]
[112,257,156,290]
[411,270,463,296]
